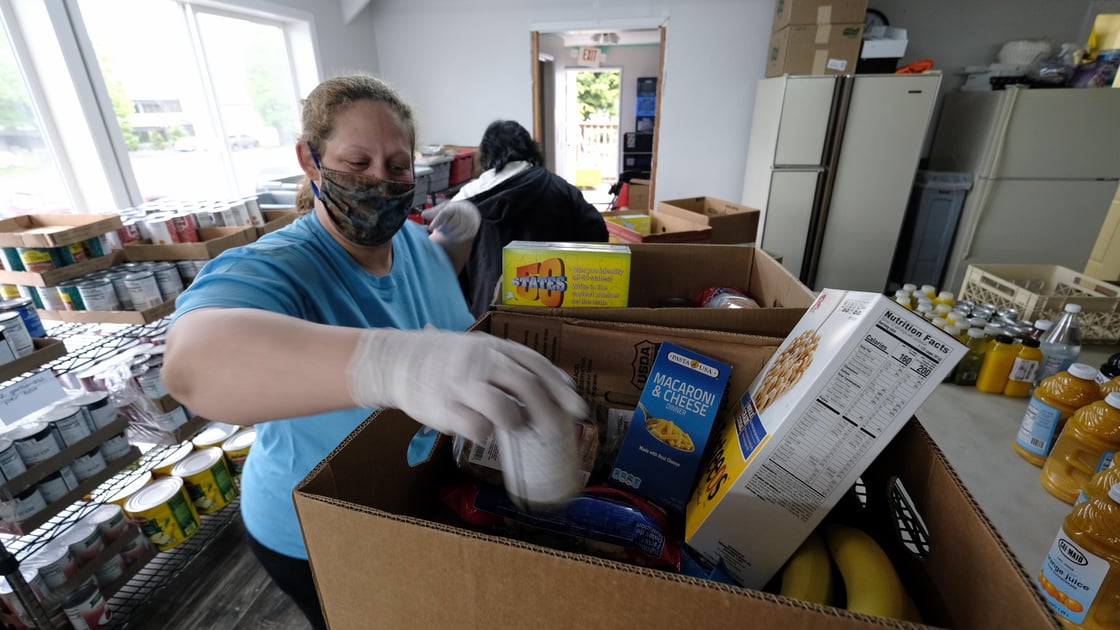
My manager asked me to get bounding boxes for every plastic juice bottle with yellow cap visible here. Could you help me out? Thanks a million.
[1037,482,1120,628]
[1042,393,1120,504]
[1100,375,1120,396]
[976,334,1020,394]
[919,284,937,300]
[1015,363,1103,467]
[1004,337,1043,398]
[933,290,956,307]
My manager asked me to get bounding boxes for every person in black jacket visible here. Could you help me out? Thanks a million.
[447,120,609,318]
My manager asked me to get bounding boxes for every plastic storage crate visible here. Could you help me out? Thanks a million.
[890,171,972,289]
[412,165,433,207]
[448,151,475,186]
[959,263,1120,343]
[416,155,452,193]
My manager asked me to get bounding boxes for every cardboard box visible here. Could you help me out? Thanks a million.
[0,252,118,287]
[294,311,1060,629]
[0,338,67,384]
[610,341,731,512]
[0,214,123,249]
[603,213,651,235]
[37,299,176,325]
[628,179,651,212]
[771,0,868,32]
[123,226,255,261]
[255,209,304,239]
[604,210,711,244]
[685,291,968,589]
[501,241,631,308]
[658,197,761,245]
[496,244,816,338]
[767,23,864,78]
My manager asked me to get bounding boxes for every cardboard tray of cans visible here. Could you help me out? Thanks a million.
[37,299,176,326]
[256,209,305,239]
[0,252,118,287]
[0,339,67,384]
[0,214,123,249]
[123,226,255,261]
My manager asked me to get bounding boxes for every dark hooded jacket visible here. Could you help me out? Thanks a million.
[461,166,608,318]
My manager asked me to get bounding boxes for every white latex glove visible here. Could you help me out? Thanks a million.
[421,200,480,244]
[347,327,586,510]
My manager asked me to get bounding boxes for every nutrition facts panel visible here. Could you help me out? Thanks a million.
[746,309,948,520]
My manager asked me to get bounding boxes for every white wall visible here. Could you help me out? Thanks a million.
[368,0,773,206]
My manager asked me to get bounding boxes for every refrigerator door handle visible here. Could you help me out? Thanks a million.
[804,76,853,288]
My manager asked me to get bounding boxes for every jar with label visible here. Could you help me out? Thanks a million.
[1015,363,1103,467]
[976,334,1020,394]
[1037,482,1120,628]
[1003,338,1043,398]
[1042,393,1120,504]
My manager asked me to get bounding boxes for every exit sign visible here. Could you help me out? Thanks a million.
[578,46,601,68]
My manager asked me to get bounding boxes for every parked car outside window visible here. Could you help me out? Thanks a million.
[227,134,260,150]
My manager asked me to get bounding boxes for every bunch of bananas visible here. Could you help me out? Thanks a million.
[778,523,922,623]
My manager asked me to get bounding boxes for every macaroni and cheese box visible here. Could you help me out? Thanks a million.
[502,241,631,308]
[611,341,731,513]
[684,290,967,589]
[603,213,652,236]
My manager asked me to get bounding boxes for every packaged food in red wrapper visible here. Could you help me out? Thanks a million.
[692,286,760,309]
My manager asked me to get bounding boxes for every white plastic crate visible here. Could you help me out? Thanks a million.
[959,263,1120,343]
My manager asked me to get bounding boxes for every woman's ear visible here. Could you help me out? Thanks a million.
[296,143,318,182]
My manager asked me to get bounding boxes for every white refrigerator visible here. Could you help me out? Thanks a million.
[928,87,1120,292]
[742,73,940,292]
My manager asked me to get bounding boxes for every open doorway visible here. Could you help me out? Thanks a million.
[532,27,664,211]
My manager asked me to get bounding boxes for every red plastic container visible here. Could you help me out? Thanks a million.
[448,151,475,186]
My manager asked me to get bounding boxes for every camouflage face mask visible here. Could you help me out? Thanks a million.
[310,144,416,247]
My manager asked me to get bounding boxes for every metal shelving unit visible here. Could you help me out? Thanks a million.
[0,319,243,628]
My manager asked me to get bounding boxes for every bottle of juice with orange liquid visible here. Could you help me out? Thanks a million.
[1037,482,1120,628]
[1004,337,1043,398]
[1041,393,1120,503]
[1014,363,1102,467]
[976,334,1020,394]
[1079,458,1120,505]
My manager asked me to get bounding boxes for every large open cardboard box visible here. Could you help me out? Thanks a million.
[495,243,816,338]
[657,196,760,244]
[294,311,1060,629]
[0,214,122,248]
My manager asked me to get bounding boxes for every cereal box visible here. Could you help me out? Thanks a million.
[610,341,732,513]
[501,241,630,308]
[684,290,967,588]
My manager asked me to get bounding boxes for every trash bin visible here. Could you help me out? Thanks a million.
[888,170,973,291]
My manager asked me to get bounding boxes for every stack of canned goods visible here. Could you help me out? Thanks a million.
[12,259,205,313]
[117,196,265,246]
[0,235,112,275]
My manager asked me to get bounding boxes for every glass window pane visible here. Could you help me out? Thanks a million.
[0,19,73,216]
[195,12,303,194]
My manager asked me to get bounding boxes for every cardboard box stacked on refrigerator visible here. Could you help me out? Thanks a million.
[294,307,1063,629]
[767,0,867,77]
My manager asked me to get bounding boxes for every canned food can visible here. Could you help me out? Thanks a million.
[123,271,164,310]
[9,420,61,465]
[93,552,126,588]
[77,278,122,312]
[150,262,184,301]
[8,486,47,522]
[26,542,79,589]
[0,310,33,357]
[61,576,112,629]
[0,284,18,299]
[191,423,239,450]
[0,567,51,627]
[84,236,105,258]
[58,520,105,565]
[124,476,200,551]
[0,296,47,338]
[151,441,194,477]
[221,428,256,480]
[0,329,18,365]
[16,247,59,273]
[134,365,168,399]
[171,447,237,514]
[75,391,117,430]
[35,285,67,311]
[117,220,141,245]
[42,404,92,447]
[100,433,132,463]
[120,533,155,566]
[243,196,265,226]
[57,281,86,311]
[192,209,218,229]
[57,242,88,265]
[170,212,199,243]
[38,465,79,503]
[71,447,107,481]
[98,469,151,507]
[103,271,133,310]
[143,213,179,245]
[0,248,24,272]
[0,436,27,481]
[175,259,206,284]
[17,284,42,309]
[84,503,130,543]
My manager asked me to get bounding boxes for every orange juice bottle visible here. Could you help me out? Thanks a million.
[1042,393,1120,503]
[1037,482,1120,628]
[1078,459,1120,505]
[1015,363,1103,467]
[976,334,1019,394]
[1101,376,1120,396]
[1004,337,1043,398]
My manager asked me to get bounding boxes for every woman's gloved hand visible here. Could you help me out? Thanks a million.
[346,327,587,444]
[421,200,480,244]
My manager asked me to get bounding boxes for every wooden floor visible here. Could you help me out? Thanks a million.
[124,517,310,630]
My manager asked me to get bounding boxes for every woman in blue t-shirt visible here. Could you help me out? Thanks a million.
[163,74,587,630]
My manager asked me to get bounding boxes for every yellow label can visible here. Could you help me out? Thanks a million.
[171,447,238,515]
[124,476,200,551]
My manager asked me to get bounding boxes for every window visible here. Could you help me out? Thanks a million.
[0,17,72,216]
